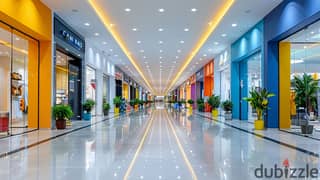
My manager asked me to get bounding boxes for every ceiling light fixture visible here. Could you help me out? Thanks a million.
[159,40,163,44]
[160,50,163,53]
[184,28,189,32]
[176,56,179,59]
[232,23,237,27]
[132,28,138,31]
[180,40,185,44]
[214,42,219,45]
[158,28,164,32]
[140,49,144,53]
[221,33,227,37]
[203,54,207,57]
[164,0,234,94]
[137,40,141,44]
[208,48,212,52]
[177,49,181,53]
[158,8,165,12]
[84,22,90,26]
[94,33,99,36]
[102,41,107,45]
[125,8,131,12]
[191,8,197,12]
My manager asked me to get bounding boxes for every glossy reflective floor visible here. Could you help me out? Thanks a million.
[0,104,319,180]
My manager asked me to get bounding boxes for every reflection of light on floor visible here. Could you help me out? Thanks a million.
[155,102,165,109]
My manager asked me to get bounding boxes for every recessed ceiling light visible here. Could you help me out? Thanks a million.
[159,56,163,59]
[160,50,163,53]
[180,40,185,44]
[160,61,162,63]
[140,49,144,53]
[15,37,20,41]
[143,56,147,59]
[214,42,219,45]
[176,56,179,59]
[221,34,227,37]
[177,49,181,53]
[200,58,203,61]
[158,28,164,32]
[137,40,141,44]
[191,8,197,12]
[173,61,177,63]
[159,40,163,44]
[158,8,165,12]
[208,48,212,52]
[84,22,90,26]
[184,28,189,32]
[94,33,99,36]
[232,23,237,27]
[114,54,118,57]
[125,8,131,12]
[132,28,138,31]
[144,61,148,64]
[102,41,107,45]
[109,49,113,52]
[311,31,315,34]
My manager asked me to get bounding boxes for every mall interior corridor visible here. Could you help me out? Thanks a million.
[0,104,318,179]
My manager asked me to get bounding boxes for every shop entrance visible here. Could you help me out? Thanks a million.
[55,50,82,120]
[239,52,262,122]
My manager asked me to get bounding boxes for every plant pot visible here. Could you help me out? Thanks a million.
[83,112,91,121]
[56,119,66,129]
[301,125,313,134]
[114,107,120,114]
[134,105,139,111]
[254,119,264,130]
[212,109,219,117]
[224,111,232,120]
[103,110,109,116]
[189,106,193,114]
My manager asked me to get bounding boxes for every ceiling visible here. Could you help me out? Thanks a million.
[41,0,283,95]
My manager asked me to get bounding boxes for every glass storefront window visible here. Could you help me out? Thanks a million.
[86,66,96,115]
[0,22,39,136]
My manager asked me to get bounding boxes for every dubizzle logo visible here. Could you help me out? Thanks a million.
[254,159,319,178]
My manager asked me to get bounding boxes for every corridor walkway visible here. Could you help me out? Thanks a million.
[0,105,319,179]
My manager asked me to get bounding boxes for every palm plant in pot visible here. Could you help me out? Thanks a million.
[208,94,221,118]
[222,100,233,120]
[103,102,110,116]
[83,99,95,121]
[113,96,121,115]
[292,73,319,134]
[243,88,275,130]
[197,98,204,112]
[53,105,73,129]
[187,99,194,113]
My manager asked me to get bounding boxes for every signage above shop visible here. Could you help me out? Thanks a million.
[54,16,85,53]
[196,69,204,80]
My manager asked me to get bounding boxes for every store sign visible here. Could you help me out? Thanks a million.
[196,69,204,80]
[61,30,84,51]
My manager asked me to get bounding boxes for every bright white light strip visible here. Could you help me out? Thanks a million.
[291,59,304,64]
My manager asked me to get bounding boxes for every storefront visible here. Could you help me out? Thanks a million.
[115,68,123,98]
[186,80,191,107]
[196,69,204,100]
[264,0,320,128]
[54,15,85,120]
[203,61,214,112]
[190,74,196,109]
[231,21,263,122]
[0,1,52,134]
[85,40,115,116]
[214,49,231,102]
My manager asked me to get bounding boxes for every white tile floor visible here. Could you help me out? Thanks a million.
[0,106,320,179]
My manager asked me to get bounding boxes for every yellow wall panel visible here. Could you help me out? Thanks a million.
[279,42,291,129]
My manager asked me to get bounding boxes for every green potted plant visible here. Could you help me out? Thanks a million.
[139,99,144,109]
[134,98,140,111]
[187,99,194,113]
[243,88,275,130]
[113,96,121,114]
[53,105,73,129]
[103,102,110,116]
[292,73,319,134]
[129,99,135,107]
[83,99,95,121]
[196,98,204,112]
[222,100,233,120]
[208,94,221,117]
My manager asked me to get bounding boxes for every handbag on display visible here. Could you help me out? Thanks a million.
[11,85,23,96]
[11,72,22,80]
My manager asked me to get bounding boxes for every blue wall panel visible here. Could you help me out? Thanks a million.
[264,0,320,128]
[231,21,263,120]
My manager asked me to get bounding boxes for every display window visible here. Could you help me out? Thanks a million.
[240,52,262,122]
[280,20,320,133]
[86,66,96,115]
[0,21,39,136]
[103,75,109,103]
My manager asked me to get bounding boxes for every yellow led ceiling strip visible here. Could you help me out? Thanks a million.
[88,0,154,94]
[165,0,234,94]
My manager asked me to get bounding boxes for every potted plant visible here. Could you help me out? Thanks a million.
[197,98,204,112]
[53,105,73,129]
[139,99,144,109]
[187,99,194,113]
[129,99,135,107]
[243,88,275,130]
[103,102,110,116]
[208,94,221,118]
[134,98,140,111]
[113,96,121,114]
[292,73,319,134]
[222,100,233,120]
[83,99,95,121]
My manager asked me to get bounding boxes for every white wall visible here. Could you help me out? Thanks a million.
[85,40,115,115]
[214,48,231,101]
